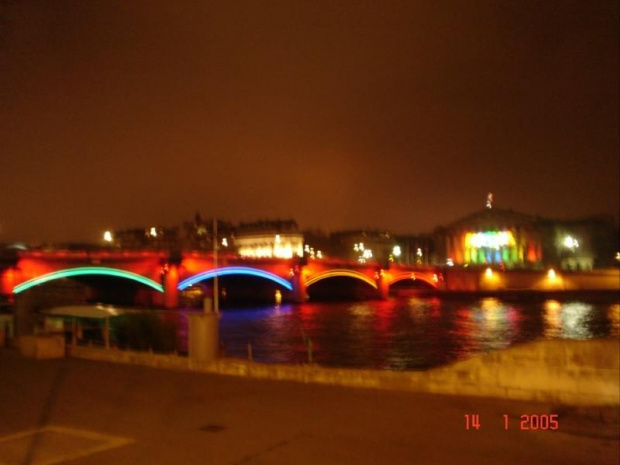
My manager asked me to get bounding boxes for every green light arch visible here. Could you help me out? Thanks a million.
[13,267,163,294]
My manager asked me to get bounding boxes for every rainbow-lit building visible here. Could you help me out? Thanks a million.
[434,207,618,270]
[435,208,543,268]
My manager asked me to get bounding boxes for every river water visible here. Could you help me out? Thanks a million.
[166,295,619,371]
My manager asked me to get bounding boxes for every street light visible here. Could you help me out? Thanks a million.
[561,235,579,270]
[563,236,579,250]
[213,218,219,314]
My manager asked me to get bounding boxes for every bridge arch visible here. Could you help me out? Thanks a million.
[388,272,437,288]
[178,266,293,291]
[13,266,164,294]
[305,270,378,289]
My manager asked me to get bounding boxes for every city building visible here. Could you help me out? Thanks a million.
[301,229,331,260]
[235,219,303,259]
[181,213,235,251]
[99,207,617,271]
[105,226,180,250]
[329,230,395,265]
[434,208,543,268]
[393,234,436,266]
[541,216,618,270]
[434,207,618,270]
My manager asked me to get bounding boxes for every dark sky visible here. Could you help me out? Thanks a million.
[1,0,618,243]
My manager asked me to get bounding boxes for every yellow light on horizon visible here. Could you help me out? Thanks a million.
[547,269,556,280]
[103,231,113,242]
[485,267,493,278]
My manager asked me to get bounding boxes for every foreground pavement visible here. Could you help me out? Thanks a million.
[0,350,618,465]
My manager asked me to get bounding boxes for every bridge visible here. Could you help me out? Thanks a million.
[1,250,441,308]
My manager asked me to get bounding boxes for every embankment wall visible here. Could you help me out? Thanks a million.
[442,268,619,292]
[71,338,619,406]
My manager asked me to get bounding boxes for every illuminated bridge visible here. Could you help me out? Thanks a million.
[1,250,441,308]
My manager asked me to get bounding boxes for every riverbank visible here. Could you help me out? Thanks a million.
[66,337,619,406]
[1,349,617,465]
[440,267,620,293]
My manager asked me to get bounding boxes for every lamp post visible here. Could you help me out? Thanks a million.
[213,218,219,314]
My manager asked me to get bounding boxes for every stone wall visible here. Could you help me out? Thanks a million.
[423,338,619,405]
[443,268,619,292]
[71,338,619,406]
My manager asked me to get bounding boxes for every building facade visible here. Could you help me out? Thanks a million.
[107,226,180,250]
[434,208,618,270]
[235,219,303,259]
[328,230,396,265]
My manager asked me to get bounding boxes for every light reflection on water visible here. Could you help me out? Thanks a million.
[607,303,619,333]
[171,296,619,371]
[543,300,596,339]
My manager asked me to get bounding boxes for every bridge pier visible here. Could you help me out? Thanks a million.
[151,291,164,307]
[377,271,390,300]
[164,265,179,309]
[14,292,36,337]
[291,269,307,303]
[1,268,18,298]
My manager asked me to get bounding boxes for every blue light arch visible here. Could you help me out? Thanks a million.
[178,266,293,291]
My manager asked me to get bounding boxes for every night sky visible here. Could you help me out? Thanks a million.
[1,1,618,244]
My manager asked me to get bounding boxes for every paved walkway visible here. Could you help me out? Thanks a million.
[0,350,618,465]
